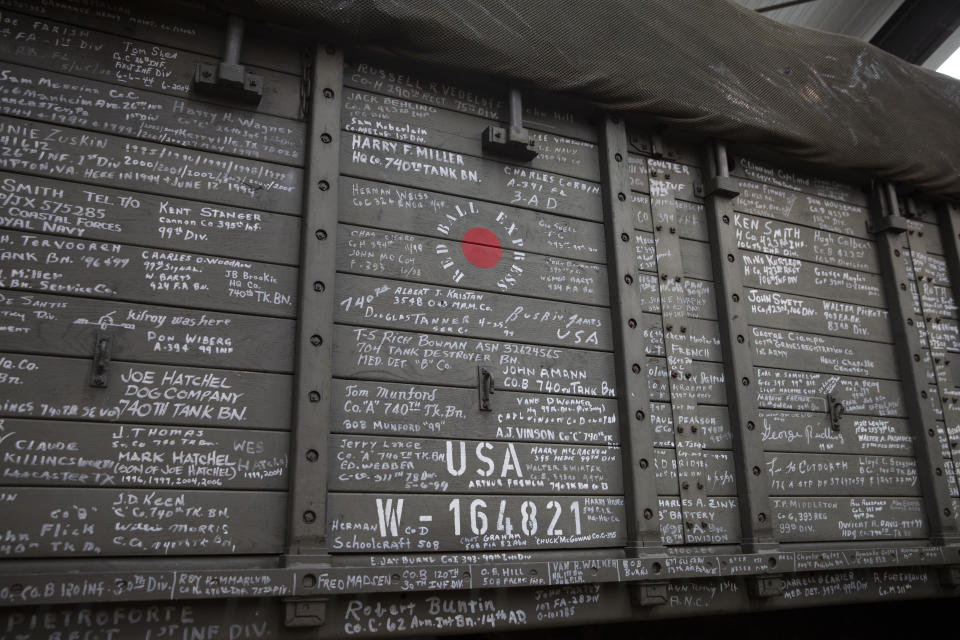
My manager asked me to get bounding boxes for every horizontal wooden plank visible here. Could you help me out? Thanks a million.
[759,411,913,456]
[735,211,879,273]
[922,315,960,352]
[345,60,597,142]
[658,496,739,545]
[746,287,890,343]
[0,0,303,74]
[636,235,714,280]
[765,452,919,496]
[656,406,919,457]
[0,353,291,428]
[340,176,605,263]
[903,248,949,286]
[0,487,285,557]
[633,192,706,240]
[660,496,930,544]
[749,326,898,379]
[0,117,302,213]
[731,156,868,206]
[342,133,602,221]
[0,230,298,317]
[628,155,702,202]
[773,497,927,542]
[654,448,735,496]
[335,272,612,351]
[0,419,288,489]
[734,177,871,239]
[741,251,885,307]
[0,61,305,164]
[0,8,302,120]
[0,171,301,265]
[333,325,616,398]
[0,290,295,372]
[330,435,622,494]
[343,88,599,181]
[643,314,722,362]
[337,224,608,306]
[327,493,624,552]
[647,358,726,405]
[331,379,620,446]
[638,273,717,319]
[911,280,957,319]
[755,368,905,417]
[651,402,731,450]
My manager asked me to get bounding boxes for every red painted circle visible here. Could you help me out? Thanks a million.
[461,227,502,268]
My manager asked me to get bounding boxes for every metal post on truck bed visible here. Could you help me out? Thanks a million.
[600,116,664,554]
[869,183,960,547]
[702,140,777,553]
[285,43,344,566]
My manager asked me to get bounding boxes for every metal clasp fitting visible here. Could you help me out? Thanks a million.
[90,333,112,388]
[827,394,844,430]
[478,366,495,411]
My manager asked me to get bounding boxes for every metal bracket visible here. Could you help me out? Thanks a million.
[827,394,844,430]
[704,175,740,199]
[866,214,910,235]
[630,582,668,607]
[284,598,327,627]
[89,333,112,388]
[750,575,786,598]
[481,88,537,161]
[478,366,495,411]
[193,15,263,105]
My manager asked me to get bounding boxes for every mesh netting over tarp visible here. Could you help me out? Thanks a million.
[252,0,960,196]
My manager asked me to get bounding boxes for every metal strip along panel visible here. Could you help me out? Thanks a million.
[936,202,960,480]
[869,184,960,546]
[647,160,712,543]
[702,142,777,552]
[600,117,663,553]
[906,204,960,500]
[285,45,343,563]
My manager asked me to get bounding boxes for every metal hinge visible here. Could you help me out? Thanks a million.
[750,575,786,598]
[630,582,669,607]
[285,598,327,627]
[481,88,537,161]
[89,333,112,388]
[478,366,495,411]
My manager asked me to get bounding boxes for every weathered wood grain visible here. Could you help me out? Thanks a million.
[0,352,291,428]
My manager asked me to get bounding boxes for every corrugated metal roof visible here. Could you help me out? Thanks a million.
[736,0,904,41]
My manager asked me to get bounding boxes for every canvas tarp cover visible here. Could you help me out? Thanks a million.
[251,0,960,196]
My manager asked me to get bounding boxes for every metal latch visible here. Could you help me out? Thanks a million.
[750,575,786,598]
[630,582,668,607]
[89,333,112,388]
[284,598,327,627]
[482,88,537,161]
[478,366,495,411]
[827,394,844,430]
[193,15,263,105]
